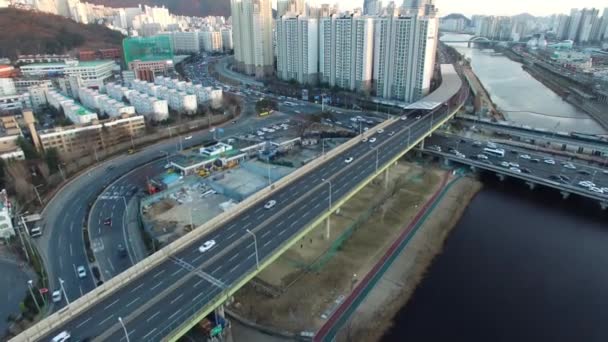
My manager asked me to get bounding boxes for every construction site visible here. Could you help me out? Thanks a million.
[140,118,355,245]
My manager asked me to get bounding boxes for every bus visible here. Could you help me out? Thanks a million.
[483,147,505,157]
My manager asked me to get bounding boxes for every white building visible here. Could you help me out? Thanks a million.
[221,28,234,51]
[374,11,438,102]
[0,78,16,96]
[78,87,135,118]
[45,90,98,124]
[154,76,223,108]
[200,30,223,52]
[28,83,53,110]
[171,31,200,54]
[318,14,374,93]
[0,93,32,113]
[127,91,169,121]
[231,0,274,78]
[20,60,116,89]
[276,15,319,85]
[0,189,14,239]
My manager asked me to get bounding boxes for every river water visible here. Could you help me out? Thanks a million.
[381,37,608,341]
[440,33,606,135]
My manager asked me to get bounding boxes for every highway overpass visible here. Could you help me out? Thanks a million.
[13,65,466,342]
[420,134,608,207]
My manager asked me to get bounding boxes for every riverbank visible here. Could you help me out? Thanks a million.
[502,49,608,131]
[334,176,482,341]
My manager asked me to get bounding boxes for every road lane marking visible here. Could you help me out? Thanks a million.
[228,253,239,262]
[229,265,238,274]
[211,265,222,274]
[247,253,254,259]
[263,241,271,248]
[153,269,165,278]
[192,292,205,303]
[314,203,320,209]
[98,314,114,326]
[104,299,119,310]
[59,256,63,270]
[119,329,135,342]
[107,257,116,273]
[79,286,84,297]
[287,212,296,220]
[257,214,264,220]
[126,297,140,307]
[168,309,182,321]
[76,317,92,328]
[227,232,237,240]
[69,243,73,257]
[261,230,271,238]
[192,254,203,263]
[146,311,161,322]
[142,328,157,340]
[193,279,203,288]
[279,229,286,236]
[70,223,74,233]
[170,294,184,304]
[130,283,144,293]
[150,281,163,290]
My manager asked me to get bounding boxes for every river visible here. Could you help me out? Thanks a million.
[381,36,608,341]
[382,175,608,341]
[440,33,606,135]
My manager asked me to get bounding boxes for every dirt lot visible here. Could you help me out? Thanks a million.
[231,160,447,332]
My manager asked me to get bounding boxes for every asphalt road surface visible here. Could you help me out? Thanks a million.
[38,106,455,341]
[425,134,608,197]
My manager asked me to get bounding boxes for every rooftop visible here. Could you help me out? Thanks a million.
[21,60,115,69]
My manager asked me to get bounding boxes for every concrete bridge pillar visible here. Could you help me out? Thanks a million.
[443,157,451,167]
[325,216,331,240]
[496,173,505,182]
[525,181,536,190]
[600,202,608,211]
[419,138,425,150]
[470,165,476,172]
[560,191,571,200]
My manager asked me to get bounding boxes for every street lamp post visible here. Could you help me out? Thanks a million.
[27,280,41,313]
[246,229,259,269]
[322,179,332,210]
[33,185,43,206]
[118,317,130,342]
[58,278,70,305]
[375,148,379,173]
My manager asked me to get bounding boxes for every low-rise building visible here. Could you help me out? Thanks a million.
[0,93,31,113]
[0,78,16,96]
[127,91,169,121]
[0,116,25,160]
[20,60,117,89]
[45,90,98,124]
[0,189,15,239]
[38,115,146,158]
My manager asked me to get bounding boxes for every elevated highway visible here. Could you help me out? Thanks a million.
[13,65,466,342]
[421,134,608,207]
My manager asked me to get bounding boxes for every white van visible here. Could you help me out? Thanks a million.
[30,227,42,238]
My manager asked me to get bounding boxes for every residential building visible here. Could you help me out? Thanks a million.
[374,10,438,102]
[319,14,374,93]
[276,15,319,85]
[0,93,31,113]
[0,78,16,96]
[231,0,274,78]
[556,14,570,40]
[363,0,382,15]
[277,0,305,17]
[38,115,146,159]
[200,31,224,52]
[28,83,53,110]
[45,90,98,124]
[221,28,234,51]
[170,31,200,54]
[599,8,608,41]
[0,116,25,160]
[20,60,116,89]
[0,189,15,239]
[154,76,223,107]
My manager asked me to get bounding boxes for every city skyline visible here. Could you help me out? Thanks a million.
[305,0,608,17]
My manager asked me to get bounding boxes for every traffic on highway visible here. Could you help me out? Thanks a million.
[423,134,608,199]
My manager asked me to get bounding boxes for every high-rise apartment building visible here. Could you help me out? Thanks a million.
[318,14,375,93]
[599,8,608,41]
[374,11,437,102]
[231,0,274,79]
[556,14,570,40]
[276,15,319,85]
[277,0,305,17]
[363,0,383,16]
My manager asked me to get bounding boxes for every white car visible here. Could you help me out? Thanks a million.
[508,162,520,168]
[589,187,604,194]
[52,331,71,342]
[198,240,216,253]
[477,154,488,160]
[377,129,384,134]
[344,157,354,164]
[77,265,87,278]
[400,116,408,121]
[52,290,62,303]
[362,138,368,142]
[543,159,556,165]
[500,161,510,167]
[520,154,531,160]
[369,137,377,143]
[509,167,522,173]
[563,163,576,170]
[209,128,216,133]
[415,115,421,120]
[184,135,192,140]
[264,200,277,209]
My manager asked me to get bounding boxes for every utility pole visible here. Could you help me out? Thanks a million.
[27,280,41,313]
[32,185,43,206]
[118,317,130,342]
[246,229,259,269]
[58,278,70,305]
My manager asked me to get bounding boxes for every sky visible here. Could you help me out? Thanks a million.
[305,0,608,17]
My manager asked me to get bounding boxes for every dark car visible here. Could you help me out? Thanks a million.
[103,218,112,226]
[117,244,127,258]
[578,169,592,176]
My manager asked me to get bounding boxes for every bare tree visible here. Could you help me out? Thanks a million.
[5,162,35,204]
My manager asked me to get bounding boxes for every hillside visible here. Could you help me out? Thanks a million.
[0,8,124,60]
[87,0,231,18]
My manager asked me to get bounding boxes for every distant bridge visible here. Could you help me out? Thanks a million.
[441,35,526,47]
